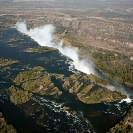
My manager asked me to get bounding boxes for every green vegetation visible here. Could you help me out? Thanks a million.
[77,87,126,104]
[0,58,19,67]
[108,106,133,133]
[50,73,65,80]
[0,112,17,133]
[24,46,56,53]
[14,69,42,85]
[13,66,62,97]
[9,85,32,105]
[60,34,133,90]
[7,44,17,48]
[32,66,45,71]
[63,74,126,104]
[92,50,133,88]
[89,74,108,86]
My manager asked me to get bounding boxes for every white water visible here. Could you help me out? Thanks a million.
[15,22,95,75]
[15,22,133,102]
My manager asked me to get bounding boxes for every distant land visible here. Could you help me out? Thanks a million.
[0,0,133,133]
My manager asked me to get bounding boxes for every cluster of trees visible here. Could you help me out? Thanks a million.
[14,69,42,85]
[92,50,133,88]
[24,46,56,53]
[9,85,32,105]
[0,112,17,133]
[13,66,62,97]
[63,73,126,104]
[0,58,18,67]
[89,74,108,86]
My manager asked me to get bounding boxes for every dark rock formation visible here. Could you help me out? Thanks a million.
[63,74,127,104]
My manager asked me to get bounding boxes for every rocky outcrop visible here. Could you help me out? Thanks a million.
[0,112,17,133]
[13,66,62,97]
[0,58,18,67]
[50,73,65,80]
[24,46,56,53]
[63,74,126,104]
[9,85,32,105]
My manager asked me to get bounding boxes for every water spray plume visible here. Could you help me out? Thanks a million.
[15,22,95,75]
[15,22,133,101]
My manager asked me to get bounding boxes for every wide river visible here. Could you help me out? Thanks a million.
[0,28,131,133]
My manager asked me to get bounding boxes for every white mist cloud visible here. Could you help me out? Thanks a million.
[16,21,28,34]
[15,22,95,75]
[106,85,133,98]
[15,22,133,101]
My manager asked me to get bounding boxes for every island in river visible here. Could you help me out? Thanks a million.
[24,46,56,53]
[8,66,126,105]
[0,27,132,133]
[0,112,17,133]
[0,58,18,67]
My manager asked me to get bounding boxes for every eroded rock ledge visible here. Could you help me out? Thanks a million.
[0,112,17,133]
[9,66,127,105]
[9,66,62,105]
[63,74,127,104]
